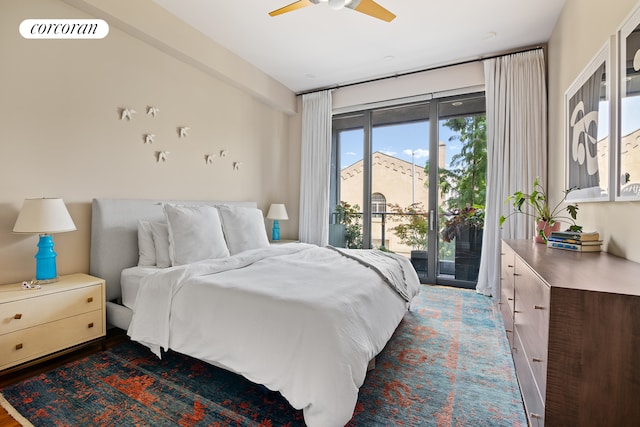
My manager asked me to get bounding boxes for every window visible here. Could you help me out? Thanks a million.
[371,193,386,214]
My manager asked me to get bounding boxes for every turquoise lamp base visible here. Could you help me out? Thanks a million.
[271,220,281,241]
[35,234,59,282]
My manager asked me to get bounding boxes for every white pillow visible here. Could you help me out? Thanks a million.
[137,220,156,266]
[218,205,270,255]
[150,222,171,268]
[164,204,229,266]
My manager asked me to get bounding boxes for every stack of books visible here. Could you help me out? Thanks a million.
[546,231,602,252]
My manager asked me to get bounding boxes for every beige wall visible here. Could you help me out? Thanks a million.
[0,0,300,285]
[548,0,640,262]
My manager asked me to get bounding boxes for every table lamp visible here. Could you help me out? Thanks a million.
[13,198,77,283]
[266,204,288,241]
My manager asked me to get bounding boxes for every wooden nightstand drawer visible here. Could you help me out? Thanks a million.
[0,284,103,335]
[0,273,106,372]
[0,310,104,370]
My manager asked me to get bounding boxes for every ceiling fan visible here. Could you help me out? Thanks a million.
[269,0,396,22]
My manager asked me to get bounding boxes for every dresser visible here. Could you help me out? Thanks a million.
[0,273,105,371]
[501,239,640,426]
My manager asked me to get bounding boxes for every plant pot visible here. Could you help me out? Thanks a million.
[410,250,428,283]
[534,221,560,243]
[329,224,346,247]
[454,226,483,282]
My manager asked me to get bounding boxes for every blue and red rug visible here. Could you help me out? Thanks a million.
[1,285,526,426]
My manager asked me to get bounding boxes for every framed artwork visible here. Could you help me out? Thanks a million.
[564,41,613,202]
[618,7,640,200]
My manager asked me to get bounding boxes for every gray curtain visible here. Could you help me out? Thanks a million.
[476,50,547,297]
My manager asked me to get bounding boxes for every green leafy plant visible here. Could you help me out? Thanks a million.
[388,202,429,251]
[441,205,485,243]
[499,177,581,242]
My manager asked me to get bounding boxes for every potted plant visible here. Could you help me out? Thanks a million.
[388,203,429,280]
[499,177,581,243]
[441,205,484,281]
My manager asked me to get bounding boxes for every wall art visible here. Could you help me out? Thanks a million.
[120,108,136,121]
[565,40,613,202]
[618,7,640,200]
[146,106,159,117]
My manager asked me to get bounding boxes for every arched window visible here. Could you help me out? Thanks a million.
[371,193,387,214]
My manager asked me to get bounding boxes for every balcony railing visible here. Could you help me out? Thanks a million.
[329,211,482,283]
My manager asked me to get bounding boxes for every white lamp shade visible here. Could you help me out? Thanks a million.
[266,204,289,220]
[13,198,77,234]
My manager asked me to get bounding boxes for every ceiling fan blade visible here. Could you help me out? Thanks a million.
[348,0,396,22]
[269,0,314,17]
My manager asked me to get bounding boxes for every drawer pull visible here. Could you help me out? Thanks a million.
[507,297,514,301]
[14,314,22,320]
[530,413,542,419]
[534,305,545,310]
[505,329,513,333]
[87,297,93,303]
[532,357,544,363]
[88,322,94,328]
[513,273,521,276]
[15,343,23,350]
[507,264,514,268]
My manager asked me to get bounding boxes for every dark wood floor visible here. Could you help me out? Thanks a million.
[0,328,128,426]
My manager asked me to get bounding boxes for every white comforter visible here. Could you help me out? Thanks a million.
[128,243,420,427]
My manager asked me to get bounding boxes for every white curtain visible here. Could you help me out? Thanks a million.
[476,50,547,297]
[299,90,333,246]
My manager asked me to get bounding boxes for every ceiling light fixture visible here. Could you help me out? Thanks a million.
[328,0,353,10]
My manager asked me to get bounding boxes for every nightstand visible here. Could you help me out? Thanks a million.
[0,273,106,371]
[270,239,299,245]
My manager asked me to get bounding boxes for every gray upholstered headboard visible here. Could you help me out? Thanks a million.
[89,199,257,304]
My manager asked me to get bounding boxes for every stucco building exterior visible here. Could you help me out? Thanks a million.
[340,144,447,255]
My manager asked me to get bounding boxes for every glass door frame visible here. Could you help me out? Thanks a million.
[330,92,485,288]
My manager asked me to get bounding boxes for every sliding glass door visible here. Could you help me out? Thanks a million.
[436,96,487,286]
[330,93,486,288]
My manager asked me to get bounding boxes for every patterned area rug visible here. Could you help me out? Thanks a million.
[1,285,526,426]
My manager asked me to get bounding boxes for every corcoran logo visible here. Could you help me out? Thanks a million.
[19,19,109,39]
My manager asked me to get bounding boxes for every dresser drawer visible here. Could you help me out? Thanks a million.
[0,284,103,335]
[514,257,550,397]
[501,242,516,314]
[0,310,104,370]
[500,290,514,347]
[513,330,545,427]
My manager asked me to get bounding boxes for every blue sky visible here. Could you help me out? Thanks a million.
[339,120,461,170]
[340,95,638,172]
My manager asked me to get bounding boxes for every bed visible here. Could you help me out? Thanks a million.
[89,198,420,427]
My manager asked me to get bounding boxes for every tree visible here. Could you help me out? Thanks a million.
[424,115,487,263]
[439,115,487,210]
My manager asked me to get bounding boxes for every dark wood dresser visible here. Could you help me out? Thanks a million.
[500,239,640,427]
